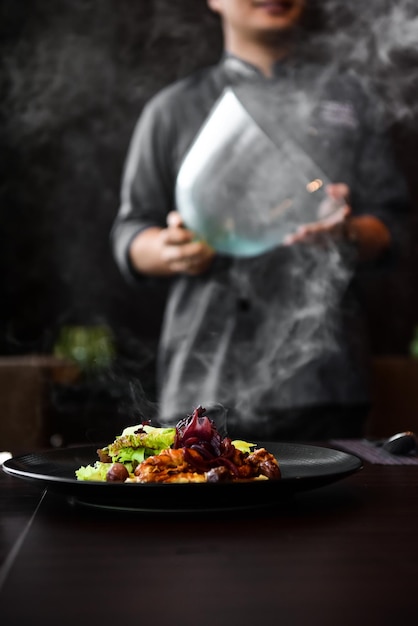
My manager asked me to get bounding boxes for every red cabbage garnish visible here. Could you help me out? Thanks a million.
[173,406,240,476]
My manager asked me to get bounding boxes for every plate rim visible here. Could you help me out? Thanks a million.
[2,441,362,495]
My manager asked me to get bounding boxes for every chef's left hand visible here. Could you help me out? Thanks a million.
[283,183,350,246]
[282,183,392,262]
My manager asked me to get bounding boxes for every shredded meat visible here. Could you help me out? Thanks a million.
[245,448,281,480]
[97,448,111,463]
[133,445,280,483]
[134,448,205,483]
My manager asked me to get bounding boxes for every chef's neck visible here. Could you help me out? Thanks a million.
[223,32,294,78]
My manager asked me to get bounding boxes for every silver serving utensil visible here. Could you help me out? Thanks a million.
[380,431,417,456]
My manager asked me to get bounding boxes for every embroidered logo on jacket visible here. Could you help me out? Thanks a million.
[319,101,359,129]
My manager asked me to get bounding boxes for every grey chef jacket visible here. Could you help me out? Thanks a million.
[111,55,408,436]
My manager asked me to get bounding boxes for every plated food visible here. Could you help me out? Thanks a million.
[76,406,281,484]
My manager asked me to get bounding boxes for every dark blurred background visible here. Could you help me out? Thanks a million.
[0,0,417,448]
[0,0,221,354]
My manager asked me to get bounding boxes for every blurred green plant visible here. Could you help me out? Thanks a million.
[410,327,418,359]
[53,325,116,372]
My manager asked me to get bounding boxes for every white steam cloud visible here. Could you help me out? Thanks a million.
[318,0,418,126]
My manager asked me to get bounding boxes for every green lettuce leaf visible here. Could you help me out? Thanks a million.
[75,461,111,482]
[111,447,147,473]
[107,425,175,460]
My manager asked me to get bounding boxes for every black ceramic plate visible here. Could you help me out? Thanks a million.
[2,443,362,512]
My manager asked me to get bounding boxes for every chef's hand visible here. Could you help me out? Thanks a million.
[129,211,215,276]
[282,183,391,261]
[283,183,351,246]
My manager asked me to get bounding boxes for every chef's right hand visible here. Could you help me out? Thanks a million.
[129,211,215,276]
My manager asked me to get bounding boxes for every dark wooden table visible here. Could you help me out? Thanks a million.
[1,452,418,626]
